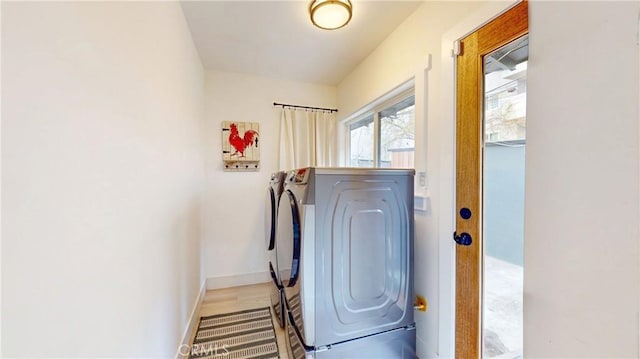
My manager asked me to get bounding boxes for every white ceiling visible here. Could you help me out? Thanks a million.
[180,1,422,86]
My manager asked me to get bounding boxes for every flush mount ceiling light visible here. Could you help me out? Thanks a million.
[309,0,352,30]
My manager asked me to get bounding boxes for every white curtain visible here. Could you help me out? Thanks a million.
[278,108,337,171]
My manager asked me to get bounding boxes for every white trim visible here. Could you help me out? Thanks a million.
[340,78,415,126]
[205,271,270,290]
[342,84,416,167]
[174,272,270,358]
[175,280,206,359]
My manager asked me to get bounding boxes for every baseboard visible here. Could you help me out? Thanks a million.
[174,272,269,358]
[175,280,206,359]
[206,271,269,290]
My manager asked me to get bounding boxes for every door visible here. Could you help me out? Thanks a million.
[266,172,285,252]
[266,185,276,251]
[276,186,305,346]
[266,184,279,287]
[276,189,301,290]
[267,172,286,287]
[455,2,528,358]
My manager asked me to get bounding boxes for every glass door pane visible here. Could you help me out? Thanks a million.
[482,34,528,359]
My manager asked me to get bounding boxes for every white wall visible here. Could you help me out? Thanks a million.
[525,2,640,357]
[2,2,205,357]
[339,1,481,119]
[203,70,335,288]
[339,1,640,358]
[337,2,493,358]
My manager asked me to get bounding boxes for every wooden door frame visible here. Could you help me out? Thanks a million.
[455,2,528,358]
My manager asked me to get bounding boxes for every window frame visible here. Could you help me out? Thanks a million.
[343,86,415,168]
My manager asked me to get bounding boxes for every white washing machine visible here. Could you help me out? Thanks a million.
[276,167,416,358]
[266,171,286,328]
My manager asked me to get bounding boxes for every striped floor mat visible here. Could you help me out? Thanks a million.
[190,307,279,359]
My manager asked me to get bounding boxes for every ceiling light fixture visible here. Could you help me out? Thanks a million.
[309,0,352,30]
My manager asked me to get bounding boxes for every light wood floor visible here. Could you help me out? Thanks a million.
[188,282,290,359]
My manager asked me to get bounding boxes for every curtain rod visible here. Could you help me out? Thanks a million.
[273,102,338,113]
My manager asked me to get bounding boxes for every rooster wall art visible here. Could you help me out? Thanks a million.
[221,121,260,171]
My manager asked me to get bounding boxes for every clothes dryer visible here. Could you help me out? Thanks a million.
[276,167,416,358]
[266,171,286,328]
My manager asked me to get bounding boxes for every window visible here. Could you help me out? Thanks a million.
[346,91,415,168]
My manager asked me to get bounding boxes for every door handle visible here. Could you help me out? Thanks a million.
[453,231,472,246]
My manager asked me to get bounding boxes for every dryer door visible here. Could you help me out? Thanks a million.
[265,187,277,250]
[276,189,301,288]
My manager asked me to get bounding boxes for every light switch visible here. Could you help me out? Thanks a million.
[418,172,426,187]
